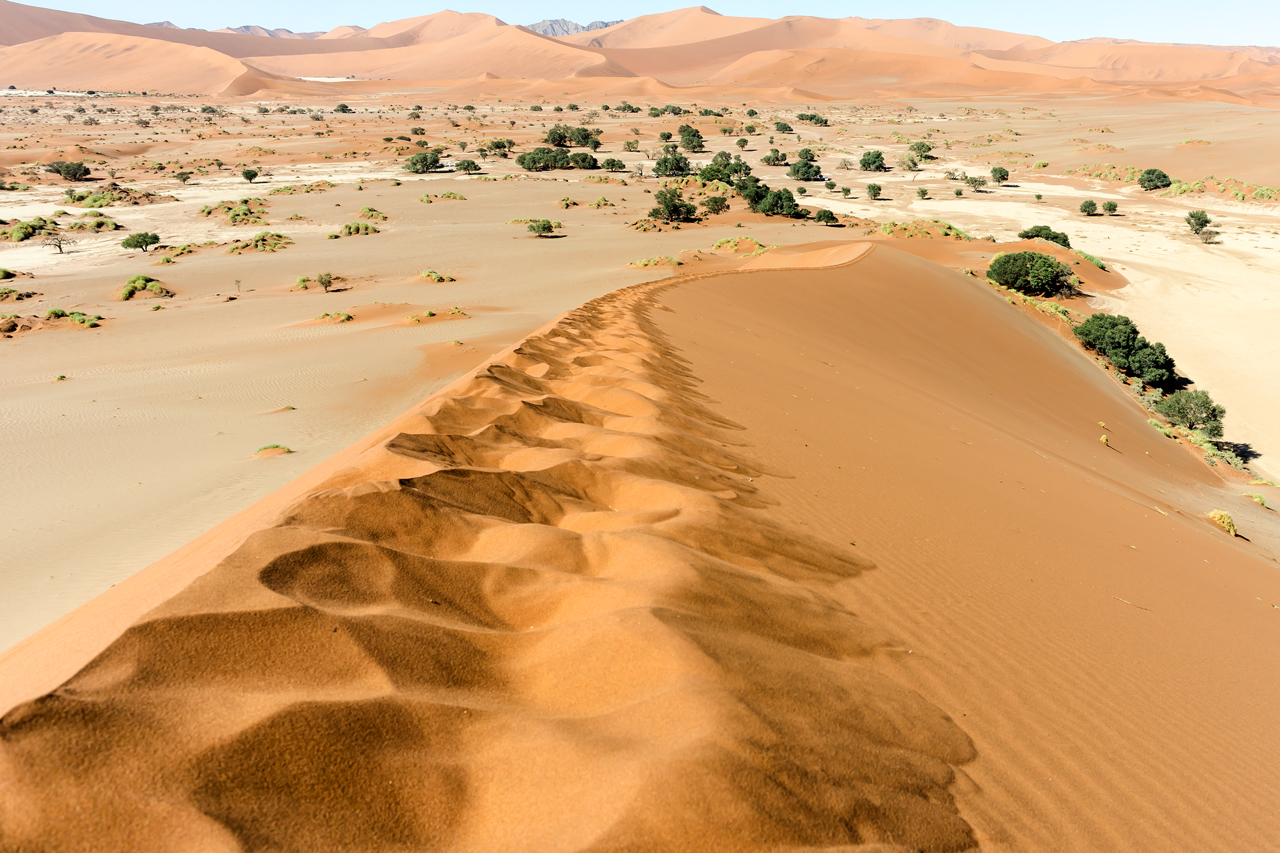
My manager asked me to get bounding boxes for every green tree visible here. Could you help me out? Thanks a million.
[677,124,705,153]
[652,145,692,177]
[761,148,787,166]
[527,219,558,237]
[1102,201,1118,215]
[1186,210,1211,234]
[734,176,770,211]
[658,131,672,142]
[44,161,90,181]
[174,171,192,184]
[405,151,443,173]
[917,187,929,199]
[455,159,480,174]
[990,166,1009,185]
[334,103,353,113]
[824,180,836,190]
[1017,225,1071,248]
[1155,390,1224,437]
[787,159,822,181]
[702,196,729,215]
[815,208,838,225]
[1080,199,1098,216]
[1073,313,1176,388]
[909,141,933,160]
[774,121,792,133]
[601,158,626,171]
[121,232,160,253]
[758,188,801,217]
[964,176,987,192]
[859,150,886,171]
[736,138,748,150]
[242,168,258,183]
[649,188,698,222]
[989,251,1073,297]
[797,148,817,162]
[1138,168,1171,190]
[866,183,882,200]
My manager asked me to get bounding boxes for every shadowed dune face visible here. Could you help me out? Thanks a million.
[0,274,978,851]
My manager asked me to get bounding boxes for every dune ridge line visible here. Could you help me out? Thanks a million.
[0,271,980,851]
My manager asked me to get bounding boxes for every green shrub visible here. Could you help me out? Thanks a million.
[340,222,379,236]
[702,196,729,215]
[527,219,558,237]
[1018,225,1071,248]
[421,269,455,282]
[1138,168,1171,190]
[859,150,887,171]
[649,188,698,223]
[1186,210,1211,234]
[1155,390,1225,437]
[866,183,882,200]
[359,206,388,221]
[989,251,1073,297]
[1074,313,1175,389]
[1075,250,1106,270]
[1102,201,1118,215]
[405,151,442,173]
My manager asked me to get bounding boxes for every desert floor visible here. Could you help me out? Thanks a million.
[1,92,1277,655]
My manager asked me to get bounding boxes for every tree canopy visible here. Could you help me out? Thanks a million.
[1074,313,1176,389]
[988,251,1074,297]
[1017,225,1071,248]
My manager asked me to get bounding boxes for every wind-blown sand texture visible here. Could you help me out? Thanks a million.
[0,267,979,852]
[3,244,1278,851]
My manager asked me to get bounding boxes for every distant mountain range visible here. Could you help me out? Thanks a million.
[145,21,323,38]
[524,19,622,37]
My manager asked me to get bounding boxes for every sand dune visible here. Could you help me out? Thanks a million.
[249,25,635,83]
[0,0,1274,100]
[846,16,1053,52]
[3,239,1277,849]
[0,268,980,852]
[0,33,263,95]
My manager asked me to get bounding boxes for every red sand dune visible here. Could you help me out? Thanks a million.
[0,1,1274,99]
[3,243,1277,851]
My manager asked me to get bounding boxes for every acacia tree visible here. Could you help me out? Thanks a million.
[1186,210,1211,234]
[990,166,1009,185]
[859,150,887,172]
[1080,199,1098,216]
[242,168,258,183]
[122,232,160,253]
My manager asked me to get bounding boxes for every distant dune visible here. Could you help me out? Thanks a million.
[0,1,1273,100]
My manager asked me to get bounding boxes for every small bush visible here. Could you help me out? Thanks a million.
[1102,201,1118,215]
[421,269,455,282]
[702,196,729,215]
[1208,509,1236,536]
[359,206,388,221]
[527,219,558,237]
[1186,210,1211,234]
[340,222,379,236]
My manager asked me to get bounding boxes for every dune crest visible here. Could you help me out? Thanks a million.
[0,278,978,852]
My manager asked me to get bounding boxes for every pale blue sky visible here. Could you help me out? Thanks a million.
[25,0,1280,46]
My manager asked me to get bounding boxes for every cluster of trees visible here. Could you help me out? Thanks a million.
[676,124,705,152]
[698,151,752,183]
[1155,390,1225,437]
[760,149,787,166]
[786,148,823,181]
[653,145,691,177]
[543,124,603,150]
[478,138,515,159]
[1017,225,1071,248]
[988,251,1075,297]
[609,102,642,114]
[774,121,793,133]
[516,147,599,171]
[1073,314,1176,389]
[647,105,690,118]
[1079,200,1119,216]
[796,112,829,127]
[698,108,724,117]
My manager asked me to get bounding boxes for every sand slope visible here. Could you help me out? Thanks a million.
[655,244,1280,852]
[0,274,978,851]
